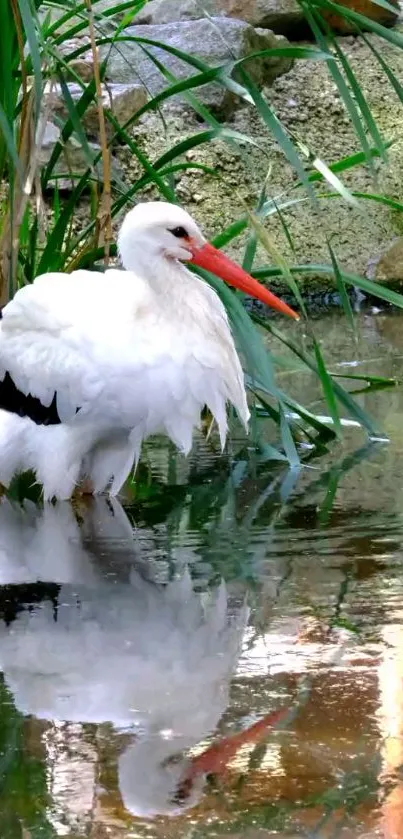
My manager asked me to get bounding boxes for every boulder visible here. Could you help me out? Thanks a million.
[102,17,293,117]
[60,38,94,82]
[321,0,399,34]
[42,81,148,140]
[135,0,304,35]
[38,121,122,190]
[368,237,403,286]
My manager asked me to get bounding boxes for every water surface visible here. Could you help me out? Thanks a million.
[1,311,403,839]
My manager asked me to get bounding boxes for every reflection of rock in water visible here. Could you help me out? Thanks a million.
[0,498,248,819]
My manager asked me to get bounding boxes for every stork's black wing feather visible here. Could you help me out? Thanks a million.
[0,372,61,425]
[0,306,62,424]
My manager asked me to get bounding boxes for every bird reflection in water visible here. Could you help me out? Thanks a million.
[0,494,401,835]
[0,496,283,820]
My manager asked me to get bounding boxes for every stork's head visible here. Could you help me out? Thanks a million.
[118,201,300,320]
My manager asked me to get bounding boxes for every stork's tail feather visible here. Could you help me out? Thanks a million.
[0,410,29,488]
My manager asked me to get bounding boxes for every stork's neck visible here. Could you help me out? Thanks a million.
[123,247,201,304]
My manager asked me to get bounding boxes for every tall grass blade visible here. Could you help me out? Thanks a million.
[197,267,279,394]
[279,403,301,467]
[0,104,22,177]
[247,210,306,315]
[254,264,403,310]
[301,1,377,170]
[237,69,314,199]
[320,191,403,212]
[242,183,268,273]
[256,318,381,436]
[327,241,355,332]
[36,176,89,274]
[303,151,359,206]
[312,337,342,436]
[331,37,385,157]
[361,31,403,103]
[302,143,394,186]
[310,0,403,50]
[42,79,98,186]
[17,0,42,124]
[56,73,96,169]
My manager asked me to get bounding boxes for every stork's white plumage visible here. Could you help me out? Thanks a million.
[0,202,298,499]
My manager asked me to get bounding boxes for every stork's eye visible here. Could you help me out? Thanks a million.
[169,226,188,239]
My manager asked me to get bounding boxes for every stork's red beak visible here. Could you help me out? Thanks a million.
[190,242,300,321]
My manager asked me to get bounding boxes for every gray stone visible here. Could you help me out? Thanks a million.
[102,17,293,117]
[367,237,403,286]
[135,0,304,35]
[42,81,148,139]
[38,121,122,190]
[60,38,94,82]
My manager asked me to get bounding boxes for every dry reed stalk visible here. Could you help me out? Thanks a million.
[0,0,47,304]
[84,0,113,265]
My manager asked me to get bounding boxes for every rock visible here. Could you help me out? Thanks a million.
[135,0,304,35]
[368,237,403,286]
[38,120,122,190]
[67,57,94,83]
[102,18,293,117]
[59,37,94,82]
[322,0,399,34]
[42,81,148,140]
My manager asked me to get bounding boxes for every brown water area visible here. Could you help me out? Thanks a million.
[1,310,403,838]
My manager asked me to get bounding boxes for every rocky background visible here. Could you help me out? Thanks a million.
[45,0,403,294]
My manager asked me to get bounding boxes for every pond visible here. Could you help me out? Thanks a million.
[1,309,403,839]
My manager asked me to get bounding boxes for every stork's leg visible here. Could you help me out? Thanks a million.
[79,477,94,496]
[71,488,95,520]
[71,480,94,504]
[70,479,95,521]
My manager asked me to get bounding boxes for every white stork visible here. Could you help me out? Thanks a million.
[0,202,299,499]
